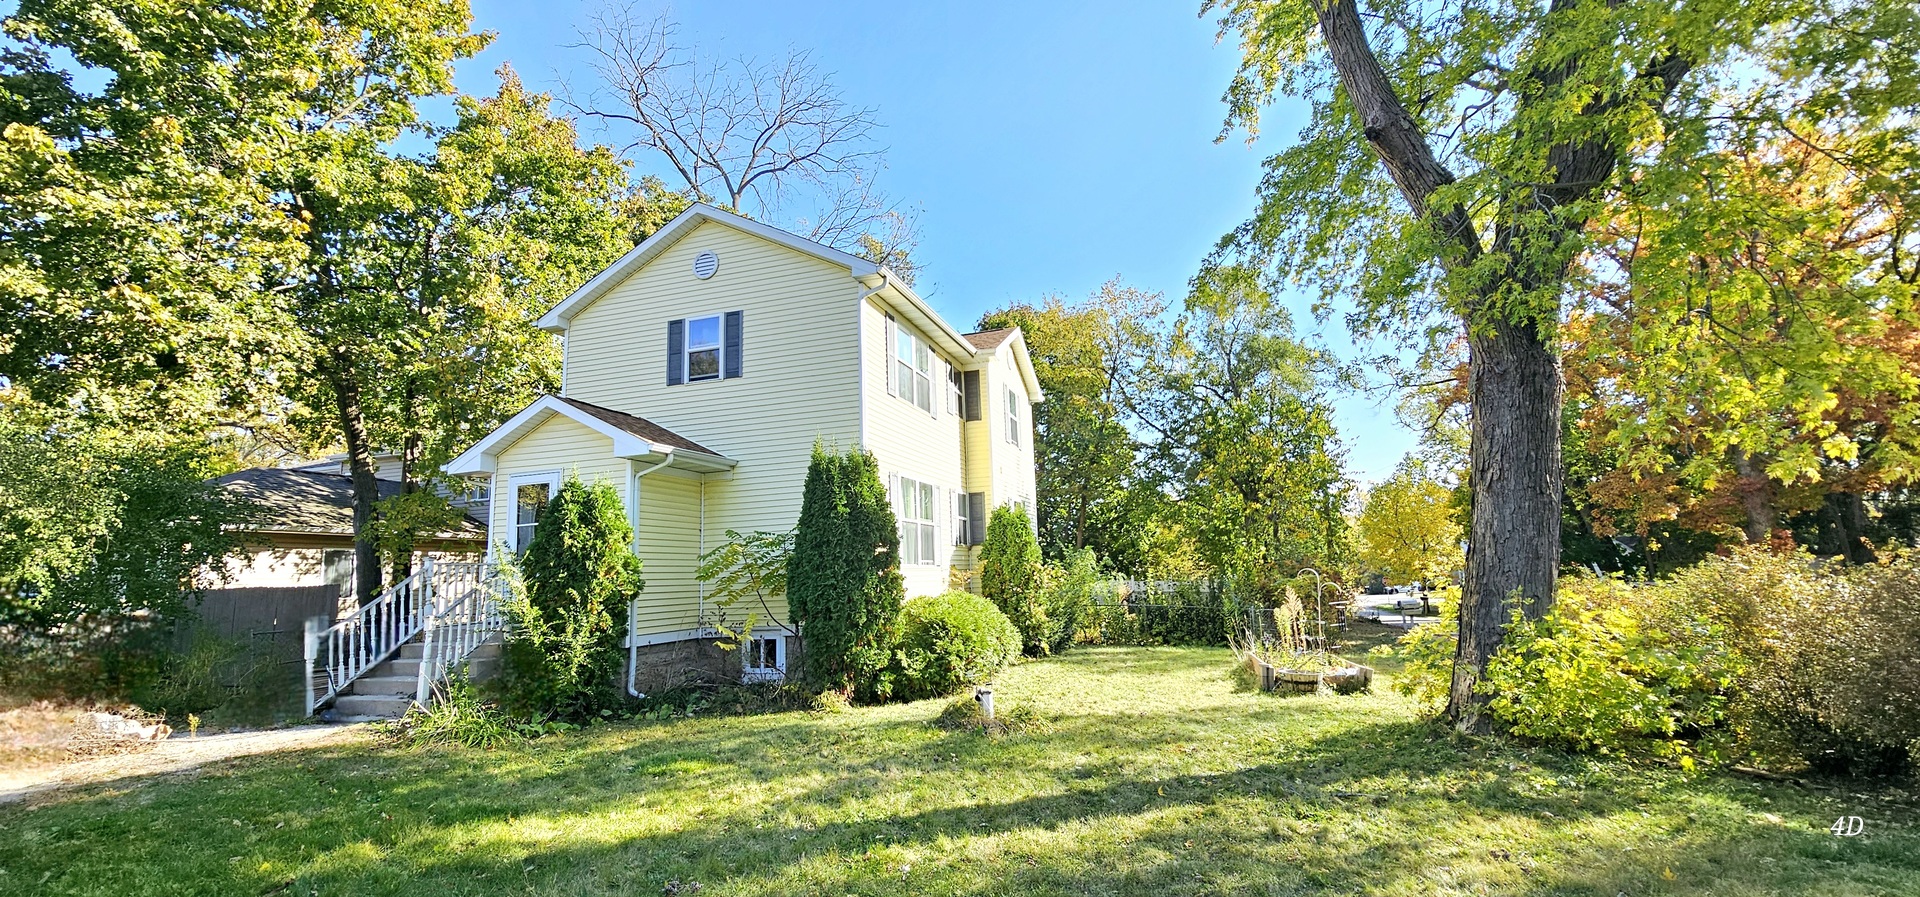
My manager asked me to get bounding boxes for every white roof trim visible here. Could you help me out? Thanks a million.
[1004,329,1045,402]
[964,328,1046,403]
[443,395,734,475]
[859,273,978,361]
[536,203,881,333]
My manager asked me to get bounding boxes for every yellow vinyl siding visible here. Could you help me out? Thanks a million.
[862,297,967,598]
[488,414,628,541]
[634,472,705,637]
[957,347,1039,548]
[562,219,862,542]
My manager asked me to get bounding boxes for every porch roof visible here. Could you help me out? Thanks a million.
[442,395,737,477]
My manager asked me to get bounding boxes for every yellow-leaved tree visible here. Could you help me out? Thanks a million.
[1357,460,1462,591]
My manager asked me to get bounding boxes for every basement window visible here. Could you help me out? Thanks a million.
[742,636,785,682]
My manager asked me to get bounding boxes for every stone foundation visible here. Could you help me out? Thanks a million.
[625,634,802,694]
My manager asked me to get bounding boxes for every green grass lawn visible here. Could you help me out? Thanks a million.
[4,631,1916,896]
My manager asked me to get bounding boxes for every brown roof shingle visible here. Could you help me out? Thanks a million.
[964,328,1017,350]
[558,397,725,457]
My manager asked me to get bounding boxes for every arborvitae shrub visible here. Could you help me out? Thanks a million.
[980,504,1048,653]
[786,444,903,694]
[500,478,642,720]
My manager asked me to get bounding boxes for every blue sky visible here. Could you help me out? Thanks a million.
[455,1,1416,483]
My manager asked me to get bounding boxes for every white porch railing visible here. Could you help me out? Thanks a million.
[413,562,505,704]
[305,557,436,716]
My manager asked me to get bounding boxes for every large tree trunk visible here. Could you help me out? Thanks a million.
[1729,449,1777,546]
[1450,316,1565,732]
[1310,0,1692,733]
[323,348,385,606]
[390,378,424,585]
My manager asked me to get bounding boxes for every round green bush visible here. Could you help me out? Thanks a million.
[884,591,1021,702]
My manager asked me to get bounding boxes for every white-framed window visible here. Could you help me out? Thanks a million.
[895,326,934,413]
[1005,388,1021,446]
[948,365,964,415]
[953,492,971,546]
[685,313,723,381]
[894,475,938,565]
[509,471,562,553]
[742,634,786,683]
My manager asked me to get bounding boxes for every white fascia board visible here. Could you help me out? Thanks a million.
[536,202,881,333]
[861,274,978,361]
[1004,330,1046,403]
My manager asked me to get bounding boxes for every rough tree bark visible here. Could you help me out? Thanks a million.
[1730,448,1778,546]
[320,346,385,606]
[1311,0,1691,731]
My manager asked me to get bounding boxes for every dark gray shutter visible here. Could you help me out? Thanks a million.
[723,310,743,379]
[963,370,982,421]
[666,319,685,385]
[967,492,986,545]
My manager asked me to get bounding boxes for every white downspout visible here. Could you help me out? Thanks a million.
[626,453,674,699]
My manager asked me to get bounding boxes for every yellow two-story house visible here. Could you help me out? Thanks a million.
[445,203,1040,690]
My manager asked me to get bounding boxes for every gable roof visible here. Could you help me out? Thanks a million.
[533,203,980,360]
[215,468,485,540]
[535,202,880,333]
[964,328,1017,350]
[443,394,736,476]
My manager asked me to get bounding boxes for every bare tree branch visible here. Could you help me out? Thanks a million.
[567,4,899,246]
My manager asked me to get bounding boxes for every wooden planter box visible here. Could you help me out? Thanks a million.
[1246,654,1372,695]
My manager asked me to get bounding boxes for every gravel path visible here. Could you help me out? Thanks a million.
[0,724,371,805]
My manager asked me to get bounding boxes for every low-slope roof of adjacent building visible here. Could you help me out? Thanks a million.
[215,468,486,540]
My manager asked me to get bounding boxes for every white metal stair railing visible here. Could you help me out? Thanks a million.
[304,557,435,716]
[412,562,505,705]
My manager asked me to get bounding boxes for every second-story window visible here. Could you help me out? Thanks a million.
[895,476,937,565]
[948,366,964,415]
[686,314,722,381]
[1005,388,1021,446]
[895,327,933,412]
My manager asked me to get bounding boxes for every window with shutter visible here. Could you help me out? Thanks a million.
[686,314,722,381]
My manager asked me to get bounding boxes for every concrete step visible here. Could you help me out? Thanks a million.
[329,693,413,719]
[396,642,426,660]
[383,657,422,678]
[347,675,419,697]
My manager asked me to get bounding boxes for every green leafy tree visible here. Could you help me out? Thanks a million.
[500,478,642,720]
[0,411,250,632]
[786,445,904,693]
[1204,0,1915,730]
[281,62,658,601]
[1130,267,1351,587]
[979,282,1162,571]
[0,2,313,430]
[980,504,1048,654]
[695,528,797,651]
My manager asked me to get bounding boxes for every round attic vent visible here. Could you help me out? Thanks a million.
[693,250,719,279]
